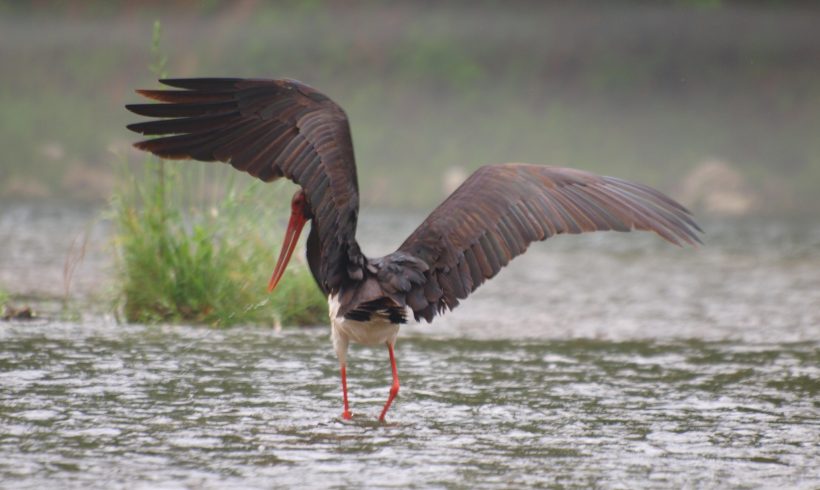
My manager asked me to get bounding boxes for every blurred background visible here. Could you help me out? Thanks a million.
[2,0,819,214]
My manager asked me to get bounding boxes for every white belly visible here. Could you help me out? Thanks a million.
[328,294,400,346]
[328,294,401,365]
[332,315,400,346]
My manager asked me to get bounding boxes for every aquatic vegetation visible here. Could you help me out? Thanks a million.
[0,289,37,321]
[110,158,326,327]
[109,22,326,327]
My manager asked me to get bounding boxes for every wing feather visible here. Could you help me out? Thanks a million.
[391,163,702,322]
[127,78,363,292]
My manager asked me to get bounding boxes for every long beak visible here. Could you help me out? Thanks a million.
[268,209,307,292]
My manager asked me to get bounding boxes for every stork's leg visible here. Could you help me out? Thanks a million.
[340,364,352,420]
[378,342,400,422]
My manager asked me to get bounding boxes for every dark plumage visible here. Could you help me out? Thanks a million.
[391,164,701,321]
[128,78,364,296]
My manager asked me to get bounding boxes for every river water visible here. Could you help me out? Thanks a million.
[0,203,818,488]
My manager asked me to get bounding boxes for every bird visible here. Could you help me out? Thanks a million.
[126,78,702,422]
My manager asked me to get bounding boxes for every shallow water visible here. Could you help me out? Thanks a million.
[1,203,819,488]
[1,324,817,489]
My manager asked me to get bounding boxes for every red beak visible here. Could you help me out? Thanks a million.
[268,208,307,292]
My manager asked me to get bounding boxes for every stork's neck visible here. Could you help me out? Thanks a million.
[305,221,368,295]
[306,225,326,295]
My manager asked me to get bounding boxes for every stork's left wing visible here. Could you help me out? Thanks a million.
[386,163,702,322]
[126,78,364,293]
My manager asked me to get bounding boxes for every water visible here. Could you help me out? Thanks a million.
[1,325,817,489]
[1,203,819,488]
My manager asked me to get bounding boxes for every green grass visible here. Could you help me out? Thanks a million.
[110,158,327,327]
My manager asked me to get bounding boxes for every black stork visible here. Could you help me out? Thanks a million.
[127,78,702,422]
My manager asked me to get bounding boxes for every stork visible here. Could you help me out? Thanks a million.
[127,78,701,421]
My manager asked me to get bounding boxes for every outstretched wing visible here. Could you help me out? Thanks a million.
[388,163,702,322]
[126,78,363,292]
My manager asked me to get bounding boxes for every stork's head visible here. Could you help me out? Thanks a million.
[268,189,312,292]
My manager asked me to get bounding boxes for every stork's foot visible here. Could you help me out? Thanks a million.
[378,378,400,422]
[377,342,401,422]
[340,364,352,421]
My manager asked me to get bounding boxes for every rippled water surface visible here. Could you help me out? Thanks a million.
[1,204,819,488]
[1,325,818,489]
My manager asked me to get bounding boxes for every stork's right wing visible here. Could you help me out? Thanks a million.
[388,163,702,322]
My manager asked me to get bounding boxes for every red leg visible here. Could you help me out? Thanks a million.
[340,364,352,420]
[378,342,400,422]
